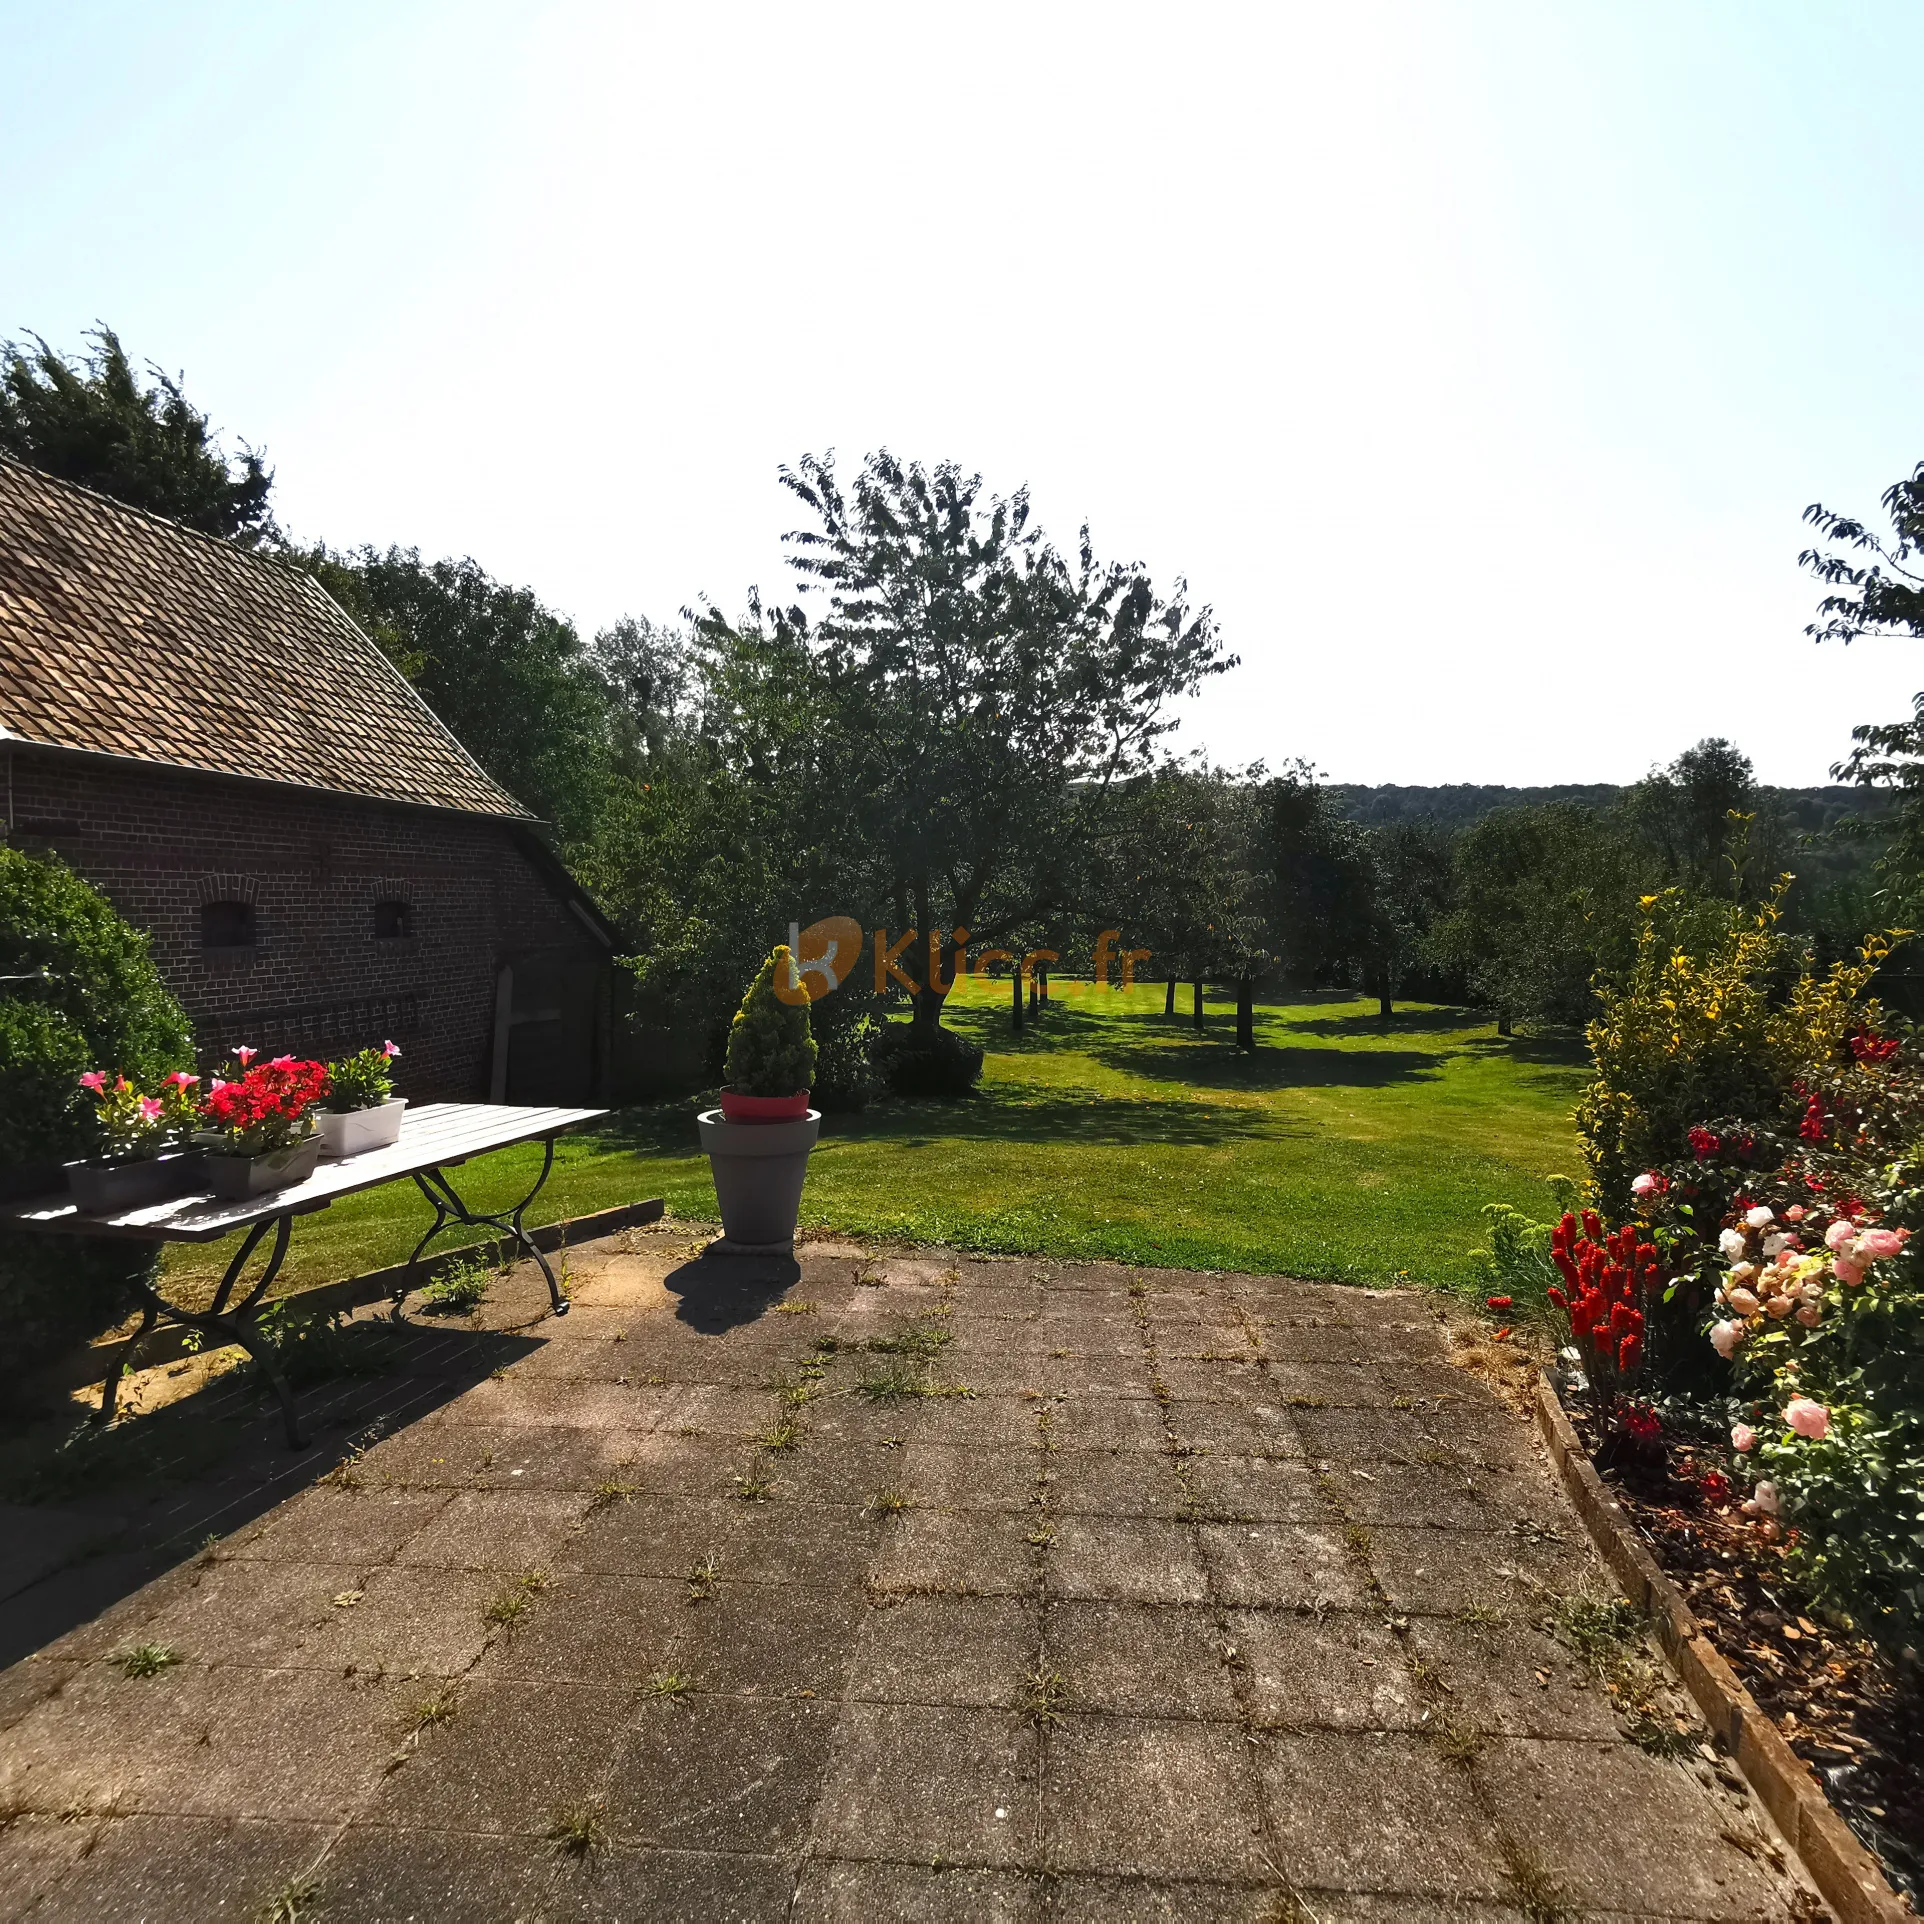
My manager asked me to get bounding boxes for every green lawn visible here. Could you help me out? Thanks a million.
[164,984,1585,1302]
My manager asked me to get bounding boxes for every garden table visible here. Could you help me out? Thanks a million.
[4,1102,605,1447]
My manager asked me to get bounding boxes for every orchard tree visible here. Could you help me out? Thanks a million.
[1803,461,1924,913]
[0,326,275,543]
[697,451,1233,1036]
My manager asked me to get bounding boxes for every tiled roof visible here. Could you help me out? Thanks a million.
[0,456,531,819]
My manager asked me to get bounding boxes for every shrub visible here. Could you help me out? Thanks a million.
[1634,1025,1924,1647]
[875,1021,985,1098]
[0,848,194,1380]
[722,945,817,1097]
[1577,886,1895,1215]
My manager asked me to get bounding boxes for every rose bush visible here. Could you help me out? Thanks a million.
[1633,1030,1924,1646]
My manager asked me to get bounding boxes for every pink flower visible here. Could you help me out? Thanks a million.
[1710,1319,1745,1359]
[1784,1205,1806,1223]
[1857,1227,1906,1260]
[1832,1257,1865,1287]
[137,1097,164,1122]
[1764,1295,1793,1319]
[78,1070,107,1091]
[383,1040,402,1058]
[1825,1218,1857,1252]
[1725,1286,1759,1315]
[1731,1423,1756,1452]
[268,1054,296,1070]
[164,1071,199,1088]
[234,1045,257,1065]
[1631,1171,1662,1199]
[1795,1303,1822,1327]
[1784,1397,1830,1440]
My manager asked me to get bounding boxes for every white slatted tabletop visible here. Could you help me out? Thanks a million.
[4,1103,606,1244]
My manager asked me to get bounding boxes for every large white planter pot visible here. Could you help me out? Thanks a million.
[317,1099,407,1160]
[696,1107,820,1253]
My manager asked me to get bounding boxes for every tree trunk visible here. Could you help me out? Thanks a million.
[1028,976,1038,1013]
[1164,974,1176,1017]
[1039,968,1050,1004]
[1378,990,1393,1021]
[911,978,949,1037]
[1012,962,1025,1033]
[1496,1012,1512,1038]
[1192,978,1204,1031]
[1236,975,1254,1052]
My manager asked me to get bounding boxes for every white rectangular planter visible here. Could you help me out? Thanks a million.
[316,1099,407,1160]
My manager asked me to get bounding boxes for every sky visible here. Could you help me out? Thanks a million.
[4,1,1921,788]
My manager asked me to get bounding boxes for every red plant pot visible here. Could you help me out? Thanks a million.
[718,1087,811,1123]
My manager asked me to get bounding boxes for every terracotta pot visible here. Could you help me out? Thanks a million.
[718,1087,811,1123]
[317,1098,407,1159]
[204,1136,322,1200]
[66,1151,201,1215]
[697,1107,820,1250]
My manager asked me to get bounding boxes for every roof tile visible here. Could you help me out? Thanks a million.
[0,457,530,819]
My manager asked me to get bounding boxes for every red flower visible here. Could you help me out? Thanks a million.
[1687,1125,1720,1160]
[1699,1469,1731,1504]
[1486,1296,1512,1310]
[1848,1026,1900,1064]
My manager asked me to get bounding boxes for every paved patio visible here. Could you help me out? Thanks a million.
[0,1228,1819,1920]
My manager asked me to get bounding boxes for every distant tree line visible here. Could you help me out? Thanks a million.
[2,325,1913,1095]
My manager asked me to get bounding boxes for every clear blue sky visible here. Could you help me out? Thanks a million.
[4,1,1920,787]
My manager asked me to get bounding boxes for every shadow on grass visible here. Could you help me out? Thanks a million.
[592,1085,1296,1157]
[1081,1039,1449,1090]
[0,1318,536,1669]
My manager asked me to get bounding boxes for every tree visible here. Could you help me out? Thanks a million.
[1803,461,1924,915]
[293,546,616,847]
[0,326,275,543]
[1429,803,1647,1031]
[1356,819,1454,1019]
[1620,738,1782,898]
[698,452,1233,1037]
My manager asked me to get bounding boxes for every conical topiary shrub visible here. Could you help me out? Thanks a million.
[724,945,818,1097]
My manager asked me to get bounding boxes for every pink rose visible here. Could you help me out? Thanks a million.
[78,1070,107,1092]
[1631,1171,1661,1199]
[1857,1227,1905,1260]
[1825,1219,1857,1252]
[1764,1295,1793,1319]
[1832,1257,1865,1287]
[1725,1287,1759,1315]
[1795,1304,1822,1327]
[1710,1320,1745,1359]
[1784,1397,1829,1440]
[1785,1205,1806,1223]
[1731,1423,1756,1452]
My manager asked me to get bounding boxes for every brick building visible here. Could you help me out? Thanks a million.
[0,456,615,1102]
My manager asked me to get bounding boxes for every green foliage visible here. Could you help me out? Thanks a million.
[723,947,817,1096]
[418,1255,493,1315]
[1575,886,1890,1214]
[0,326,276,543]
[290,545,617,846]
[874,1020,984,1097]
[252,1300,398,1384]
[1471,1177,1581,1328]
[324,1044,397,1113]
[0,848,195,1376]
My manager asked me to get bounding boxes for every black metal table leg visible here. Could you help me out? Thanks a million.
[99,1214,308,1448]
[397,1135,567,1315]
[96,1301,157,1427]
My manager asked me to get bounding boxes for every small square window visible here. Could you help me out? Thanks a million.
[201,901,255,949]
[374,900,413,940]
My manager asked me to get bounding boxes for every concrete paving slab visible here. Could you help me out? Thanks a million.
[0,1237,1822,1921]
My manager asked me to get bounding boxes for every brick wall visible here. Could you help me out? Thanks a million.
[4,749,608,1101]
